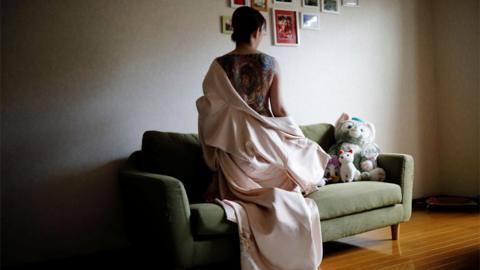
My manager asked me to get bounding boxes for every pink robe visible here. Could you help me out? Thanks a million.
[196,60,330,270]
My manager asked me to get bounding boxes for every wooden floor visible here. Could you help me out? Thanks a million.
[320,206,480,270]
[6,205,478,270]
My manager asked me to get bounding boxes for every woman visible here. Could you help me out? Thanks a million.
[216,7,287,118]
[196,6,330,270]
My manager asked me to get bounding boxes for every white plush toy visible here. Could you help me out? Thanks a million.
[339,149,362,182]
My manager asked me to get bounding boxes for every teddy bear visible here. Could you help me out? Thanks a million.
[338,149,361,182]
[325,112,386,182]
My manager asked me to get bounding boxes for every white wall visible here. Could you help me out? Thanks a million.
[2,0,475,265]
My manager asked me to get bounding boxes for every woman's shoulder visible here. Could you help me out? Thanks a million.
[257,52,276,66]
[213,52,278,71]
[215,51,275,59]
[257,52,275,60]
[214,54,233,68]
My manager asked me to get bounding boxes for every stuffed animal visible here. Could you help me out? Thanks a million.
[339,149,361,182]
[325,155,341,182]
[325,112,386,181]
[360,143,380,171]
[358,143,386,181]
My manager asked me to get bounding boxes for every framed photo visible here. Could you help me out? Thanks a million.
[221,16,233,34]
[273,0,293,5]
[301,12,320,30]
[272,9,299,46]
[251,0,268,12]
[342,0,359,7]
[322,0,340,14]
[230,0,250,8]
[302,0,320,8]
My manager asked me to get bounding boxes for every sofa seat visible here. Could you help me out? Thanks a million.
[190,203,236,238]
[307,181,402,220]
[190,181,402,238]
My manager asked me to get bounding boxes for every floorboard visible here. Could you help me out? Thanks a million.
[320,205,480,270]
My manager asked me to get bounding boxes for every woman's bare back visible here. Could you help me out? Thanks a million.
[216,53,276,117]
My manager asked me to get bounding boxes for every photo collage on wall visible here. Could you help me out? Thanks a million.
[221,0,360,47]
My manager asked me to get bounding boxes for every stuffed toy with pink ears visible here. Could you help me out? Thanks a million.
[325,112,386,182]
[338,149,362,182]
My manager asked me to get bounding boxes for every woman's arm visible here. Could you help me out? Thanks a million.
[269,60,289,117]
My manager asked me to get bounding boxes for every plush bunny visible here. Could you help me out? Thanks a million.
[360,142,386,181]
[339,149,361,182]
[326,112,386,181]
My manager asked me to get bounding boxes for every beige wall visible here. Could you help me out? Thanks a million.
[433,0,479,197]
[1,0,477,265]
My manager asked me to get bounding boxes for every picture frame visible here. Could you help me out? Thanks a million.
[321,0,340,14]
[221,16,233,35]
[230,0,250,8]
[273,0,293,6]
[300,12,320,30]
[302,0,320,8]
[251,0,269,12]
[272,9,300,46]
[342,0,359,7]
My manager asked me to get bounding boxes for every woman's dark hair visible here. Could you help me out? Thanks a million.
[231,6,266,44]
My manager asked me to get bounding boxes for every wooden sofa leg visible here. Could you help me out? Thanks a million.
[391,224,400,240]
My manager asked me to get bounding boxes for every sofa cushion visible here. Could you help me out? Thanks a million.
[142,131,213,203]
[307,181,402,220]
[190,203,237,237]
[189,181,401,237]
[299,123,335,151]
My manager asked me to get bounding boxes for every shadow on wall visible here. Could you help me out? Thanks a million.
[393,0,438,198]
[2,159,130,267]
[1,1,143,266]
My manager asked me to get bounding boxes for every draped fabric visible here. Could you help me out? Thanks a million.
[196,60,330,270]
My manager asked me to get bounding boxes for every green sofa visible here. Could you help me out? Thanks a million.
[119,123,414,270]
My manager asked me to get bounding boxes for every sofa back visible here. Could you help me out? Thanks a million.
[141,123,334,203]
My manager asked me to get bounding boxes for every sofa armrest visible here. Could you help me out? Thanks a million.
[119,153,194,268]
[377,153,414,222]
